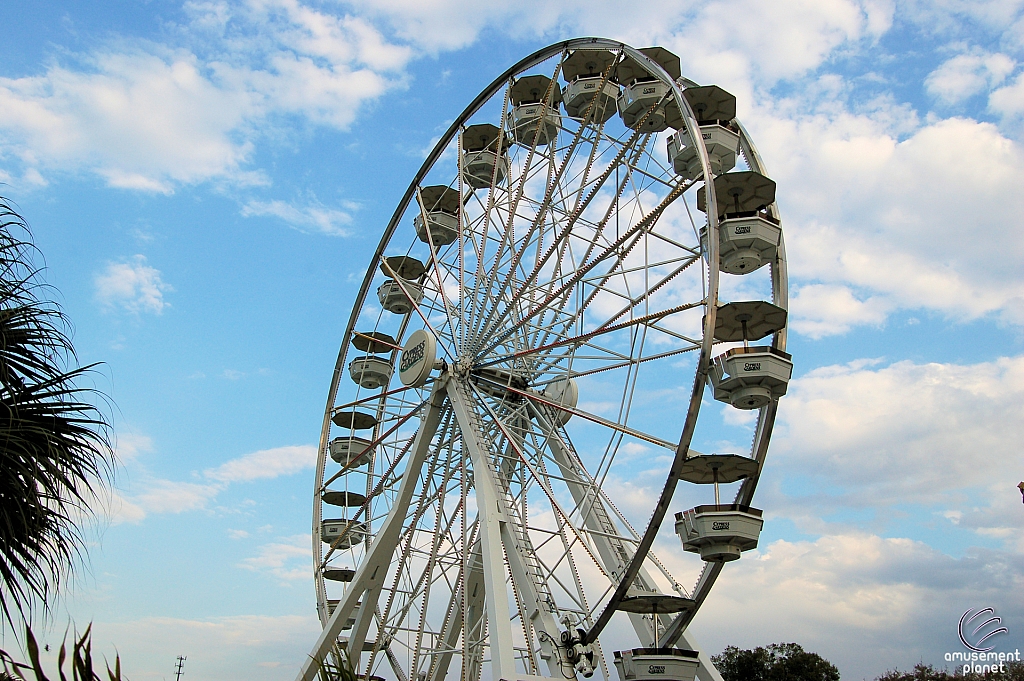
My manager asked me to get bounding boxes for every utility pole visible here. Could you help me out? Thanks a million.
[175,656,186,681]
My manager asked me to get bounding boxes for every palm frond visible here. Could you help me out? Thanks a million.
[0,196,114,626]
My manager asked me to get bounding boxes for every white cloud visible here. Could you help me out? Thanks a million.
[350,0,890,87]
[789,284,891,337]
[94,255,173,314]
[112,443,318,523]
[684,533,1024,678]
[131,479,223,514]
[238,534,310,581]
[990,70,1024,117]
[115,432,154,462]
[241,198,356,236]
[71,614,322,680]
[204,444,317,483]
[925,49,1015,104]
[752,102,1024,330]
[660,0,892,86]
[0,0,410,191]
[103,490,148,525]
[773,355,1024,513]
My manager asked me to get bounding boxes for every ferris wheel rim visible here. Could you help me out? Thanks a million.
[312,36,725,621]
[307,36,788,681]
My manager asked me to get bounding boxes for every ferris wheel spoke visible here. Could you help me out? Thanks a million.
[470,385,611,581]
[477,177,685,361]
[477,134,648,346]
[477,299,704,373]
[367,425,454,677]
[475,70,562,337]
[478,76,610,340]
[475,380,677,453]
[474,119,648,346]
[409,476,465,679]
[528,267,702,365]
[331,381,431,414]
[523,404,682,657]
[426,528,484,681]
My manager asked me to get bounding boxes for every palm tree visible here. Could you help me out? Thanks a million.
[0,195,114,626]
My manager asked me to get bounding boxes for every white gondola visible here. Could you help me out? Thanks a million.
[322,566,355,582]
[331,410,378,430]
[414,185,461,247]
[348,356,393,389]
[377,278,422,315]
[698,170,781,275]
[326,599,362,629]
[616,47,680,133]
[328,436,374,468]
[702,214,782,275]
[461,124,509,189]
[561,49,619,123]
[675,504,763,562]
[321,518,368,549]
[708,346,792,409]
[613,649,700,681]
[413,211,458,247]
[667,85,741,180]
[379,255,426,282]
[668,125,739,179]
[564,78,619,123]
[322,490,367,507]
[508,74,562,146]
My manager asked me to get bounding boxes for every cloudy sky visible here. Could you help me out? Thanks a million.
[2,0,1024,678]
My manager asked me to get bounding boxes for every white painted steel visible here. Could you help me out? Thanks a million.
[305,38,788,681]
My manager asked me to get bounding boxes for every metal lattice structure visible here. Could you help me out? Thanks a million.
[300,38,791,681]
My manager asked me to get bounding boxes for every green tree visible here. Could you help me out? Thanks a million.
[0,196,114,626]
[877,662,1024,681]
[712,643,841,681]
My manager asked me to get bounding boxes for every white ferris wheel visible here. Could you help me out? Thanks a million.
[299,38,792,681]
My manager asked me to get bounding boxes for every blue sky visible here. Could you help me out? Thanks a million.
[2,0,1024,679]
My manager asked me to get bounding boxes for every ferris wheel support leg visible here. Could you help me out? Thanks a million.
[677,631,725,681]
[448,380,572,681]
[297,379,449,681]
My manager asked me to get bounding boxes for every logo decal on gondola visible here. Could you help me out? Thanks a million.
[648,666,666,674]
[712,521,730,530]
[743,362,761,371]
[734,224,751,234]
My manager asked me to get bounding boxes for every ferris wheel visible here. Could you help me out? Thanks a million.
[299,38,792,681]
